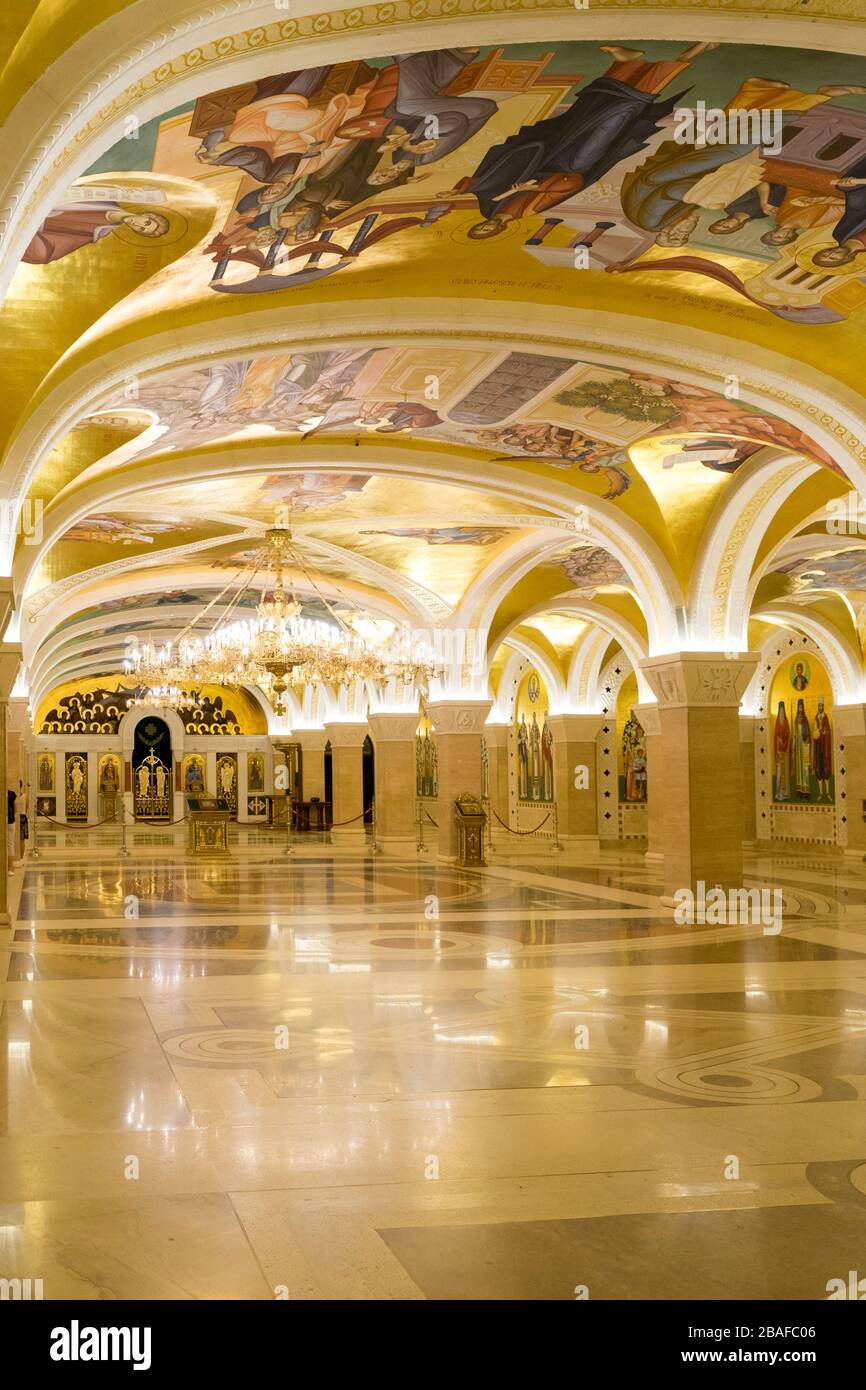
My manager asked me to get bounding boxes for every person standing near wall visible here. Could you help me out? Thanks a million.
[18,780,28,860]
[7,786,17,872]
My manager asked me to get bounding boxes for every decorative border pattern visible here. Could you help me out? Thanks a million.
[597,652,630,842]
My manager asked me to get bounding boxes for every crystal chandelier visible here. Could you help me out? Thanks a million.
[127,527,440,716]
[128,686,202,713]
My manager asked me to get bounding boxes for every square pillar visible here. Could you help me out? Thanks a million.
[426,701,492,862]
[639,652,758,901]
[483,723,510,848]
[834,704,866,858]
[740,716,758,847]
[296,730,326,801]
[547,714,602,851]
[0,698,9,919]
[0,642,23,923]
[634,701,663,863]
[324,722,368,847]
[368,712,419,856]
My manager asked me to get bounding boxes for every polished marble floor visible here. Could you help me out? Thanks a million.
[2,823,866,1299]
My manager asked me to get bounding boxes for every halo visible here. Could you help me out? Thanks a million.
[111,205,189,248]
[448,210,529,247]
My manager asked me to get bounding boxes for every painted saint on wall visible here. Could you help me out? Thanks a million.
[515,671,554,803]
[773,702,791,801]
[415,721,438,798]
[38,753,55,793]
[621,708,647,803]
[771,656,834,804]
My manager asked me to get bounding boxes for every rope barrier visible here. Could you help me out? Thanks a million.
[492,809,552,835]
[36,811,188,828]
[425,812,439,828]
[329,810,368,827]
[35,812,122,830]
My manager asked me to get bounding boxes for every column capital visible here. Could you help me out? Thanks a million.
[0,642,22,701]
[367,712,419,742]
[323,721,369,748]
[546,713,602,741]
[633,701,661,737]
[427,700,492,735]
[288,728,327,751]
[481,721,510,748]
[639,652,758,711]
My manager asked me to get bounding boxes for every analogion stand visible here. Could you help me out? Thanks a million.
[454,793,487,867]
[186,795,231,857]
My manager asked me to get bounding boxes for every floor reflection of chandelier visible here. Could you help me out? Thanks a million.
[126,527,441,716]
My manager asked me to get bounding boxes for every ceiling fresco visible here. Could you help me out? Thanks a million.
[772,545,866,594]
[17,40,865,330]
[8,20,866,715]
[90,345,832,503]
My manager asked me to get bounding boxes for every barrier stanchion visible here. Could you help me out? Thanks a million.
[119,803,130,857]
[369,798,380,856]
[286,797,294,856]
[552,801,564,852]
[484,798,495,855]
[31,808,39,860]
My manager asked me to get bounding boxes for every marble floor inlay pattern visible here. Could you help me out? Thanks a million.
[2,828,866,1299]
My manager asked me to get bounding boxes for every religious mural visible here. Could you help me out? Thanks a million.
[26,38,866,348]
[363,526,509,545]
[22,199,183,266]
[217,754,239,818]
[183,753,206,794]
[41,684,133,734]
[59,515,192,545]
[771,655,835,804]
[773,547,866,595]
[64,753,88,821]
[415,710,438,798]
[617,673,647,803]
[515,670,554,804]
[97,756,121,793]
[37,679,266,736]
[247,753,265,792]
[561,545,631,593]
[96,345,835,499]
[37,752,56,794]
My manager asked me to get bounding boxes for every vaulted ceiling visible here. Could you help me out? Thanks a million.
[4,3,866,718]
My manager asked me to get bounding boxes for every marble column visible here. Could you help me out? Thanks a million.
[639,652,758,901]
[834,704,866,859]
[324,722,368,847]
[0,641,23,925]
[426,700,492,861]
[0,699,8,922]
[296,730,326,801]
[547,713,601,851]
[740,716,758,847]
[483,723,510,848]
[368,712,419,856]
[634,701,664,864]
